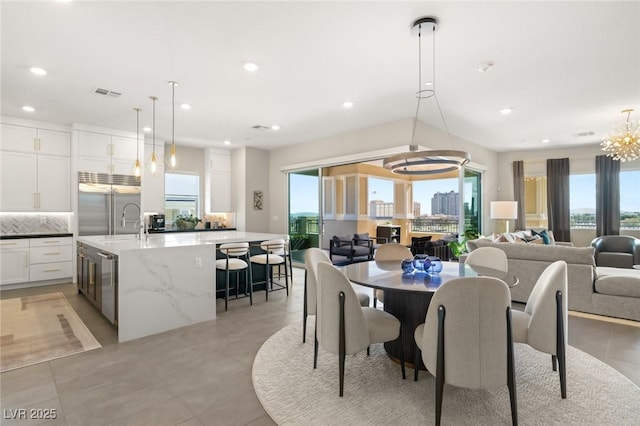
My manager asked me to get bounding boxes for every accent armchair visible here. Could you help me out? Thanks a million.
[329,233,375,264]
[590,235,640,268]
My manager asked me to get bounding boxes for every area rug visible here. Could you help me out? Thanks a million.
[253,323,640,425]
[0,292,101,372]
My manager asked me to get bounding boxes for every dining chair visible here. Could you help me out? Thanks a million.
[373,243,413,307]
[215,242,252,311]
[316,262,405,396]
[465,246,508,277]
[303,248,369,343]
[414,276,517,425]
[511,260,568,398]
[250,239,289,301]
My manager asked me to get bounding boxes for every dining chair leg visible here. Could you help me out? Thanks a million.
[339,291,346,397]
[247,259,253,306]
[400,325,406,380]
[303,272,308,343]
[313,317,319,369]
[551,355,557,371]
[435,305,446,426]
[284,259,289,296]
[225,269,229,312]
[264,264,269,301]
[556,290,567,399]
[414,345,421,381]
[506,307,518,426]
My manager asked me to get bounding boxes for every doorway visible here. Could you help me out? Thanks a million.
[288,169,321,264]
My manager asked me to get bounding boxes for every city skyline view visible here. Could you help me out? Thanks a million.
[289,172,640,215]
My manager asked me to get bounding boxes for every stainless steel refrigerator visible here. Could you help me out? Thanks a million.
[78,172,142,236]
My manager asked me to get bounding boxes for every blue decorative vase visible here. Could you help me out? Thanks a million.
[428,257,443,274]
[413,255,431,273]
[401,259,415,273]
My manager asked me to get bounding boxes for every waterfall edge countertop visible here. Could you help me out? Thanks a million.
[76,230,288,342]
[76,231,286,255]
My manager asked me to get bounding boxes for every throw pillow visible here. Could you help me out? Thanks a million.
[494,234,509,243]
[353,233,371,246]
[531,229,551,245]
[529,237,544,245]
[333,234,353,247]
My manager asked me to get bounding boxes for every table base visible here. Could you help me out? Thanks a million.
[382,290,434,371]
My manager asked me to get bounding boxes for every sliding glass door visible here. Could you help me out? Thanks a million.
[288,169,321,264]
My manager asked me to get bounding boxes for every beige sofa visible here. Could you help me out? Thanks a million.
[466,239,640,321]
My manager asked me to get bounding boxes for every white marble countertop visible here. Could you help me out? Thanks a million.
[77,231,287,255]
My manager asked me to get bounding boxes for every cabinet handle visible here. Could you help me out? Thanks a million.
[34,138,38,151]
[89,262,95,285]
[111,144,115,156]
[44,252,60,255]
[37,193,41,210]
[37,138,41,151]
[43,241,60,244]
[1,242,17,246]
[44,268,61,273]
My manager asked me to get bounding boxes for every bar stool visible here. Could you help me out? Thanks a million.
[274,236,294,288]
[215,242,252,311]
[250,239,289,301]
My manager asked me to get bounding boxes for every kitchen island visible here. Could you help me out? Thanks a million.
[77,231,287,342]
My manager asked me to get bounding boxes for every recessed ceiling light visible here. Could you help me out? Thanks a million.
[499,108,513,115]
[342,101,354,109]
[143,127,151,132]
[541,138,551,144]
[271,125,280,131]
[22,105,35,112]
[477,62,494,73]
[244,62,258,72]
[30,67,47,76]
[224,140,231,145]
[180,104,191,110]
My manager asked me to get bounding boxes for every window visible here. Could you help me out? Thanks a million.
[569,173,595,229]
[524,176,548,229]
[621,170,640,230]
[165,173,200,225]
[368,177,394,218]
[411,177,459,233]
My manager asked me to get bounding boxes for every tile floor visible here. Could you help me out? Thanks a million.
[1,267,639,425]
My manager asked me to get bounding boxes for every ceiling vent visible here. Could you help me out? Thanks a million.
[251,125,270,130]
[573,131,595,137]
[94,88,122,98]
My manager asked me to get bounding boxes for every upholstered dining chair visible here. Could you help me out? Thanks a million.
[303,248,369,343]
[465,246,508,277]
[215,242,252,311]
[373,243,413,307]
[414,276,517,426]
[250,239,289,301]
[316,262,405,396]
[511,260,568,399]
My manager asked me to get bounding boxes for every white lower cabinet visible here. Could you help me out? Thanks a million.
[0,240,30,285]
[0,237,72,286]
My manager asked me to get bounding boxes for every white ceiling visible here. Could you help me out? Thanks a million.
[2,1,639,153]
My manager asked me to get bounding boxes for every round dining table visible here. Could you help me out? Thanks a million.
[342,260,480,369]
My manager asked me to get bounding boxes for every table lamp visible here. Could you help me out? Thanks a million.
[490,201,518,233]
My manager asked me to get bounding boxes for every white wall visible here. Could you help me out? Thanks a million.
[267,118,500,236]
[245,147,270,232]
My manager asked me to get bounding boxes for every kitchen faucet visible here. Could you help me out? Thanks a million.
[121,203,146,240]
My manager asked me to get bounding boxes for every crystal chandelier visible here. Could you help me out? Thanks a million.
[601,109,640,162]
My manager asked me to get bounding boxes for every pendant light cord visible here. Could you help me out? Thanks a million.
[410,21,454,148]
[135,108,140,159]
[172,83,175,147]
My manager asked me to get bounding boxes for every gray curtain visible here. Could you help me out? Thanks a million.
[595,155,620,236]
[546,158,571,242]
[512,161,526,231]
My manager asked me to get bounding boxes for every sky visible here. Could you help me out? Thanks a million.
[289,171,640,215]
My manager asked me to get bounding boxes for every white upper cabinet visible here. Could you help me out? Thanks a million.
[1,123,70,156]
[77,130,138,174]
[0,123,71,212]
[142,142,165,213]
[207,149,231,212]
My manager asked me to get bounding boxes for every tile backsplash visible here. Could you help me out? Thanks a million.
[0,213,72,235]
